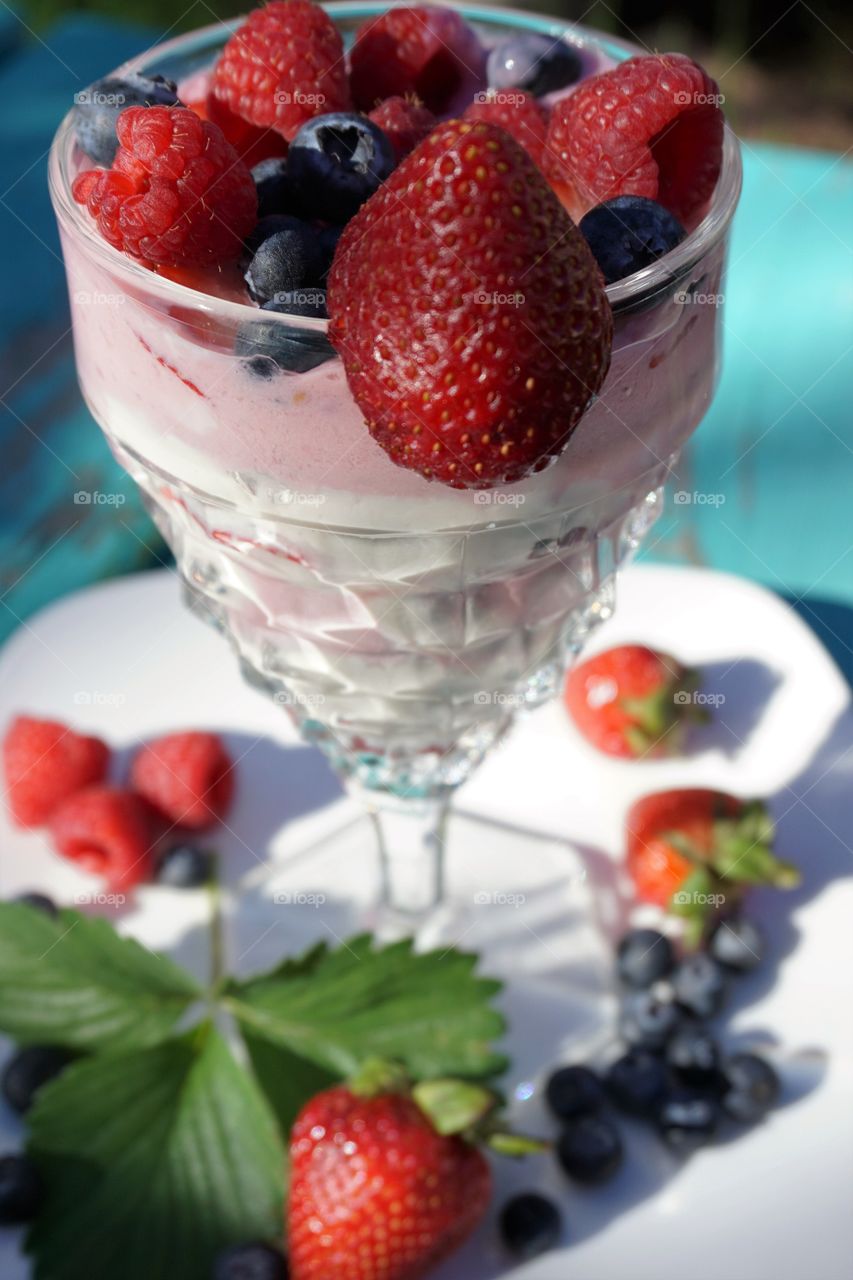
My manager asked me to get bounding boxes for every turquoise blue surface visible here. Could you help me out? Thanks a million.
[1,16,852,672]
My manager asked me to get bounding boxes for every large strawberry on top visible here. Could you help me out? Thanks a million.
[327,120,613,490]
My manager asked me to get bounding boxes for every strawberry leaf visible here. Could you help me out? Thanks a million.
[242,1031,338,1140]
[0,904,201,1051]
[26,1024,285,1280]
[225,934,507,1082]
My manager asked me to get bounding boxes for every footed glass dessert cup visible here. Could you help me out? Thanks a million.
[49,3,742,926]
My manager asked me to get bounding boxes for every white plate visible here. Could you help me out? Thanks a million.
[1,564,852,1280]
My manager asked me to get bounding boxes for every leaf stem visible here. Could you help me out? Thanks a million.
[207,854,225,996]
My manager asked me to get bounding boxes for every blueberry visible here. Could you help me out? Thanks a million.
[579,196,687,285]
[499,1192,562,1260]
[672,953,728,1019]
[709,917,764,972]
[13,892,58,918]
[155,845,212,889]
[251,157,299,220]
[2,1045,74,1115]
[557,1115,623,1183]
[545,1064,603,1121]
[665,1023,721,1089]
[317,225,343,279]
[721,1052,780,1123]
[657,1089,719,1151]
[605,1049,669,1117]
[0,1153,43,1225]
[619,989,682,1051]
[616,928,675,988]
[287,113,395,223]
[244,217,326,305]
[487,33,583,96]
[213,1242,288,1280]
[73,72,179,166]
[235,301,336,376]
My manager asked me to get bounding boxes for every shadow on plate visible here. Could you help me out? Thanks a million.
[692,657,782,755]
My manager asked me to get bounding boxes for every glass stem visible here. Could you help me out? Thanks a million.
[369,795,450,919]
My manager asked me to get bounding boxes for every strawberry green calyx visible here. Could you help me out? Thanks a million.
[413,1079,548,1154]
[667,799,800,944]
[412,1078,498,1135]
[348,1057,411,1098]
[621,662,707,757]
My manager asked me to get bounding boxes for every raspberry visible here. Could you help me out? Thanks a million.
[327,121,612,490]
[543,54,724,226]
[50,786,156,890]
[3,715,109,828]
[367,95,435,161]
[350,5,487,115]
[130,731,234,830]
[463,90,547,167]
[211,0,351,143]
[72,106,257,267]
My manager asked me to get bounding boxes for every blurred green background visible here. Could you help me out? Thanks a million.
[15,0,853,146]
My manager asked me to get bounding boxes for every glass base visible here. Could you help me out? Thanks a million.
[226,806,616,995]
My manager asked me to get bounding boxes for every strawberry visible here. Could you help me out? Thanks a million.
[3,715,109,828]
[211,0,351,143]
[626,789,800,937]
[564,644,704,758]
[543,53,724,226]
[327,120,612,490]
[288,1065,507,1280]
[463,89,548,167]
